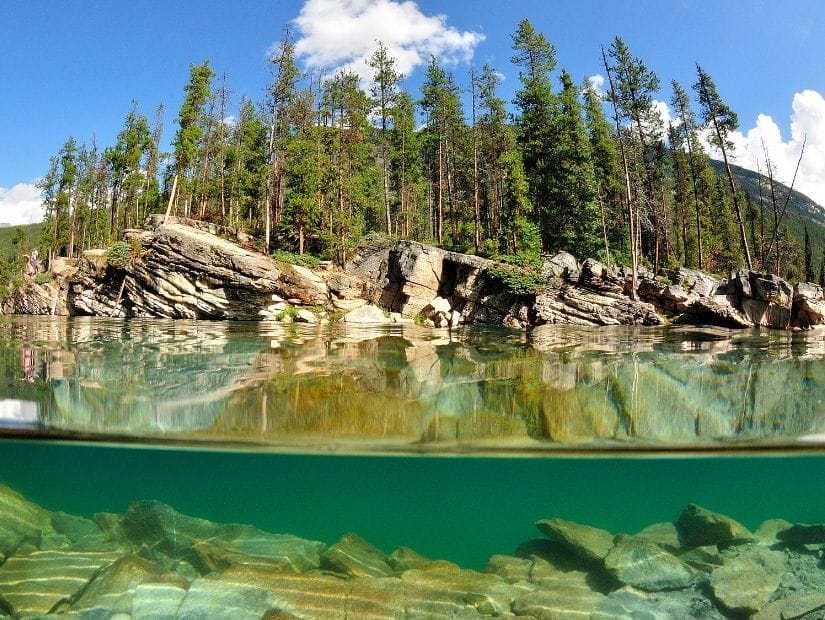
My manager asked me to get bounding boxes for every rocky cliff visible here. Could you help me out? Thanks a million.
[6,218,825,330]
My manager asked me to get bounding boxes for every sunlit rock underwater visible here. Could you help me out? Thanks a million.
[0,478,824,618]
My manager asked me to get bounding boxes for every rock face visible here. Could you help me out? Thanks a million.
[8,219,824,329]
[1,484,824,619]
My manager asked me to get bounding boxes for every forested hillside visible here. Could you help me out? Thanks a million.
[32,19,823,286]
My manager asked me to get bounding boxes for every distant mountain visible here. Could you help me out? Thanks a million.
[710,159,825,226]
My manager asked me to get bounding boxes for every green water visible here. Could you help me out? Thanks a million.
[1,315,825,570]
[1,442,824,570]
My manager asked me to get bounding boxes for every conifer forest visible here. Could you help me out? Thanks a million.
[35,20,821,285]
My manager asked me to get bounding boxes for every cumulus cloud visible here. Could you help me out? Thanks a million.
[0,183,44,226]
[586,74,605,95]
[701,90,825,207]
[291,0,484,84]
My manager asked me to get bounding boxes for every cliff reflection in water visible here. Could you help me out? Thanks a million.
[0,315,824,451]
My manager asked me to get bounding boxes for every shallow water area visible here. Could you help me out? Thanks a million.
[1,316,825,618]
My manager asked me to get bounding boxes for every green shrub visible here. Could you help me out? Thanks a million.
[271,250,321,268]
[484,260,546,296]
[105,241,132,269]
[34,272,52,285]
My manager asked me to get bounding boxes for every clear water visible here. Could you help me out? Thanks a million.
[1,315,824,570]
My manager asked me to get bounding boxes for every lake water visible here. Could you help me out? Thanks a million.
[0,316,824,615]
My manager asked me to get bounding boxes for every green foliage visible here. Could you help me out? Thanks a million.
[276,305,299,321]
[271,249,321,268]
[105,241,133,269]
[485,253,546,296]
[34,272,52,285]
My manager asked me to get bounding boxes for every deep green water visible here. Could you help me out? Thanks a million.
[1,441,824,569]
[1,316,825,570]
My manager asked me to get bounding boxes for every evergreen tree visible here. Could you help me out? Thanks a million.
[105,102,152,240]
[606,37,664,271]
[671,80,707,269]
[321,70,379,264]
[389,92,426,240]
[550,70,600,257]
[368,41,403,235]
[818,252,825,288]
[511,19,557,251]
[419,57,466,246]
[39,137,79,260]
[583,81,623,264]
[694,64,752,269]
[172,61,214,217]
[266,31,300,251]
[225,98,267,233]
[804,227,815,282]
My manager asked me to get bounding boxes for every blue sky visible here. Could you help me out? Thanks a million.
[2,0,824,224]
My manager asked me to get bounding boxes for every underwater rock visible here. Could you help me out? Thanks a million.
[483,554,533,583]
[130,583,189,619]
[50,511,115,551]
[400,564,511,616]
[321,532,393,578]
[192,528,326,574]
[753,592,825,620]
[67,555,186,616]
[108,500,225,567]
[387,546,434,573]
[753,518,793,544]
[709,546,785,615]
[776,522,825,545]
[511,586,610,619]
[603,535,695,592]
[676,503,752,548]
[0,482,55,560]
[634,521,681,552]
[535,517,615,563]
[0,548,122,615]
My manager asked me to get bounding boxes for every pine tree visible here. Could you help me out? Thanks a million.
[265,32,300,252]
[671,80,707,269]
[389,92,426,240]
[511,19,557,251]
[550,70,600,258]
[694,64,752,270]
[606,37,664,272]
[419,57,466,246]
[172,61,214,217]
[321,70,379,264]
[105,102,152,240]
[818,252,825,288]
[583,82,623,264]
[368,41,403,235]
[804,227,815,282]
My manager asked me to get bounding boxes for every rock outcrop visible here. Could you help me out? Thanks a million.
[7,219,825,330]
[2,482,824,618]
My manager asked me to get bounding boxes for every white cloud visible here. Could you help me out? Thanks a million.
[0,183,44,226]
[701,90,825,207]
[586,74,605,95]
[291,0,484,85]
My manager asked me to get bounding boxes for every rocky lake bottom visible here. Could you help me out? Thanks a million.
[1,443,825,619]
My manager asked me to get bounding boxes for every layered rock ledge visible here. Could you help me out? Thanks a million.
[1,482,824,618]
[5,218,825,330]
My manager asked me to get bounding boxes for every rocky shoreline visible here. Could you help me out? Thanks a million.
[0,481,824,618]
[4,216,825,331]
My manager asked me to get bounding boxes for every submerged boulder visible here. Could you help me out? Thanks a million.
[603,535,695,592]
[535,518,615,563]
[676,504,752,548]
